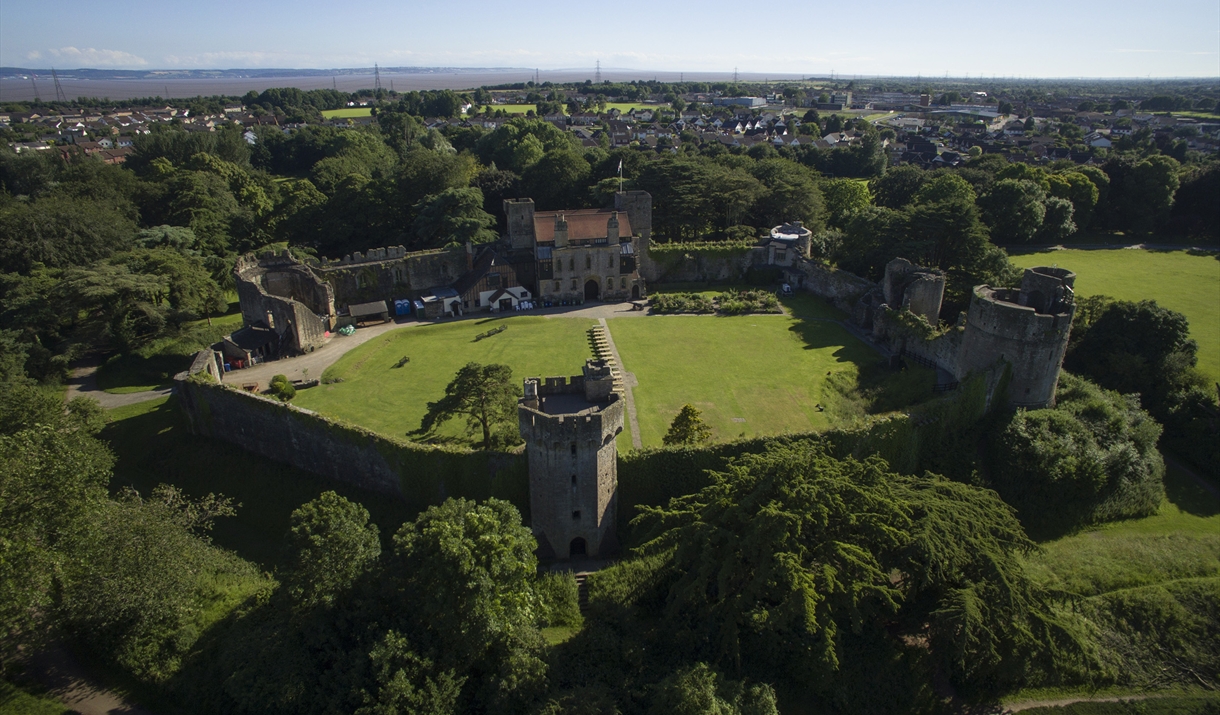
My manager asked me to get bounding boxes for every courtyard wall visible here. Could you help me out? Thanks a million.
[175,367,529,517]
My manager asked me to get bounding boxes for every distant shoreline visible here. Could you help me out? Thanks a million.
[0,69,804,102]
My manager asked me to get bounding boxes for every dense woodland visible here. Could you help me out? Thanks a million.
[1,81,1218,713]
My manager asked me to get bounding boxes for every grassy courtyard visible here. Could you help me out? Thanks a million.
[1009,248,1220,382]
[610,314,878,445]
[292,296,886,449]
[295,316,598,440]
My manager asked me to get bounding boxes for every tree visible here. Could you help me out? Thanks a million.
[411,187,498,247]
[664,404,713,446]
[387,498,545,711]
[978,179,1047,243]
[987,373,1164,538]
[0,194,137,274]
[869,164,927,210]
[821,178,872,229]
[284,491,381,609]
[630,441,1087,698]
[1066,299,1200,413]
[415,362,520,449]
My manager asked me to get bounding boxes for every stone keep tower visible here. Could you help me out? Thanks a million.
[955,266,1076,409]
[518,360,624,560]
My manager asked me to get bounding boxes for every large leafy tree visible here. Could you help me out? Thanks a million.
[411,187,498,247]
[283,491,381,610]
[415,362,521,449]
[629,441,1087,699]
[978,178,1047,244]
[385,498,546,712]
[0,194,137,273]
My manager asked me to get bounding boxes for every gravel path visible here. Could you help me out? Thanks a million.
[223,301,650,389]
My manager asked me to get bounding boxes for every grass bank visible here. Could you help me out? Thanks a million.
[102,396,415,569]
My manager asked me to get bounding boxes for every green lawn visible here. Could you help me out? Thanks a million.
[102,396,415,569]
[320,107,373,118]
[1009,249,1220,382]
[295,316,597,440]
[608,312,879,446]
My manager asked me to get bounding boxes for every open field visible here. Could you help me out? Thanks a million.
[320,107,373,119]
[1023,463,1220,594]
[1004,463,1220,709]
[485,102,657,115]
[1009,248,1220,382]
[295,316,598,440]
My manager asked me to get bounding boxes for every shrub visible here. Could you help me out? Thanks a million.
[535,572,583,628]
[650,292,714,314]
[267,374,296,401]
[715,289,780,315]
[988,373,1164,539]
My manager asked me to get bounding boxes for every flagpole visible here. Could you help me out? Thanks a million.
[618,159,623,192]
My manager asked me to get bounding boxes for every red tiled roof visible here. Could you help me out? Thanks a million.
[533,210,633,243]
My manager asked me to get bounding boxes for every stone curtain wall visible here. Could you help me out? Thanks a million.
[175,369,528,518]
[785,259,878,312]
[642,244,766,283]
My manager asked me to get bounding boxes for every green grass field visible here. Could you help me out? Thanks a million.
[1005,463,1220,708]
[295,316,597,440]
[609,314,877,445]
[484,102,658,116]
[0,682,69,715]
[1023,463,1219,595]
[320,107,373,119]
[1009,249,1220,382]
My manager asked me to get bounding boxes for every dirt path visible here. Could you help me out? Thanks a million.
[63,359,172,409]
[1003,693,1160,712]
[23,644,156,715]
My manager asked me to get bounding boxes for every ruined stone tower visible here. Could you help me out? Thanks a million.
[518,360,624,560]
[955,266,1076,409]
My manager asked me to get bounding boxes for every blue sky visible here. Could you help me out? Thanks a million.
[2,0,1217,77]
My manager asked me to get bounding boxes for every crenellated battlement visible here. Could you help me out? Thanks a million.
[518,359,624,561]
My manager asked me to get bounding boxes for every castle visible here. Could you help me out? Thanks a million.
[215,192,1082,563]
[844,258,1076,409]
[518,360,625,560]
[224,191,653,366]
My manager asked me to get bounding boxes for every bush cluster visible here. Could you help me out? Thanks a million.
[266,374,296,401]
[716,289,780,315]
[649,292,715,314]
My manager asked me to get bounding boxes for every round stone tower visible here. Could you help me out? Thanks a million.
[955,266,1076,409]
[518,360,624,560]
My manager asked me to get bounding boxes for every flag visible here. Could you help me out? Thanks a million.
[617,159,623,175]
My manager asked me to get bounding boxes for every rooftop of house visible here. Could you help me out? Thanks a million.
[533,209,634,244]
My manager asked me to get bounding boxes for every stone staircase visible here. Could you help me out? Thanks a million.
[574,572,591,613]
[587,326,625,394]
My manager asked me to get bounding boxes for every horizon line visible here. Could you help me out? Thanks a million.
[3,65,1219,82]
